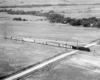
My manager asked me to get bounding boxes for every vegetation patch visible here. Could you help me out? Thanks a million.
[1,9,100,28]
[13,17,27,21]
[46,12,100,28]
[0,4,53,8]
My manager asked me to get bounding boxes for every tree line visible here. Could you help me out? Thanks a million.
[0,4,53,8]
[46,12,100,28]
[0,9,41,15]
[0,9,100,28]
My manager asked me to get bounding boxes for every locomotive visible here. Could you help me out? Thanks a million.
[72,45,91,52]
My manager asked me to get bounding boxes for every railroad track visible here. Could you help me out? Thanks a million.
[4,36,86,49]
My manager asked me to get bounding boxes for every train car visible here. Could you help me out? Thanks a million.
[35,39,45,44]
[11,37,16,40]
[16,37,23,41]
[22,38,34,42]
[4,36,11,39]
[46,41,60,47]
[59,44,68,48]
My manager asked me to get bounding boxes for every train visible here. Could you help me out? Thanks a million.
[5,36,91,52]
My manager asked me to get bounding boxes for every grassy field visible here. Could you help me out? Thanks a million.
[0,0,66,6]
[1,4,100,18]
[0,2,100,80]
[24,65,100,80]
[1,0,100,6]
[3,13,100,44]
[0,37,66,77]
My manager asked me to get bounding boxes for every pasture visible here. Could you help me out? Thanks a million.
[0,2,100,80]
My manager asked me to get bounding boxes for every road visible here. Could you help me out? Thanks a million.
[2,39,97,80]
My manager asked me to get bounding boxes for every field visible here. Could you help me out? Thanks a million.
[1,0,100,6]
[0,1,100,80]
[1,4,100,19]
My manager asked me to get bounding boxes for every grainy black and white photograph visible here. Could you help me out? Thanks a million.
[0,0,100,80]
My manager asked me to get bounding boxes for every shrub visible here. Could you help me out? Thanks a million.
[82,21,90,27]
[13,17,27,21]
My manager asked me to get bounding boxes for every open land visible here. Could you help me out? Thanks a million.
[0,0,100,80]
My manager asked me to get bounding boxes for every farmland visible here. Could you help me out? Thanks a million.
[0,0,100,80]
